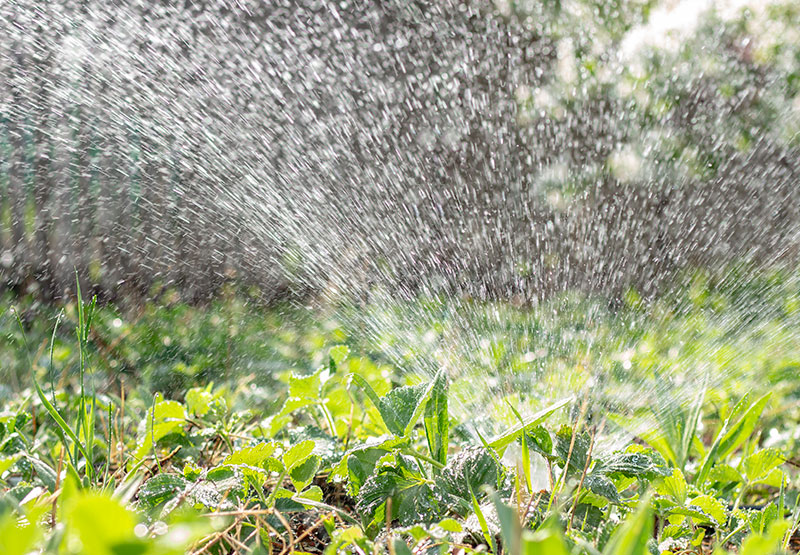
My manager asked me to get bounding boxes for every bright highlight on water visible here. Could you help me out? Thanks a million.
[3,1,800,553]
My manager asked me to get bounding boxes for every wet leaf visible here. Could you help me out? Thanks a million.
[223,442,278,467]
[290,454,320,492]
[583,472,620,504]
[283,439,315,471]
[423,370,448,466]
[138,474,189,510]
[741,448,783,483]
[436,447,503,512]
[687,495,727,526]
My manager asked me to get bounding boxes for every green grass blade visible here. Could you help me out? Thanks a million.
[488,397,571,455]
[695,392,771,485]
[32,372,91,464]
[506,401,532,494]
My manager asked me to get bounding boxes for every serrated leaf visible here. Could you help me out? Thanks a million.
[224,442,278,467]
[597,450,671,479]
[138,474,189,510]
[436,447,503,513]
[290,454,320,492]
[687,495,727,525]
[656,468,687,505]
[378,382,434,437]
[329,345,350,368]
[333,435,408,481]
[749,504,779,535]
[183,462,203,481]
[741,448,783,483]
[583,473,620,503]
[283,439,315,471]
[353,374,440,438]
[297,484,324,503]
[752,467,785,488]
[555,425,591,475]
[356,467,437,528]
[206,465,247,500]
[344,449,387,497]
[706,463,742,485]
[288,370,322,400]
[185,388,213,417]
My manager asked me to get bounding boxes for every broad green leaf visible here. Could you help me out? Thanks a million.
[0,509,41,555]
[288,370,321,399]
[437,518,463,532]
[344,448,389,497]
[283,439,316,471]
[656,468,687,505]
[276,397,315,419]
[597,448,671,479]
[741,448,783,483]
[185,387,213,417]
[706,463,742,485]
[555,425,591,475]
[488,397,571,455]
[133,400,187,462]
[583,473,620,503]
[687,495,727,526]
[224,442,278,467]
[206,465,247,501]
[749,504,778,535]
[138,474,189,510]
[524,425,553,458]
[297,484,324,503]
[751,467,785,488]
[436,447,503,513]
[423,370,449,466]
[356,466,437,530]
[27,456,57,491]
[290,454,321,492]
[602,495,653,555]
[332,435,407,486]
[183,462,203,481]
[378,381,435,437]
[0,454,21,476]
